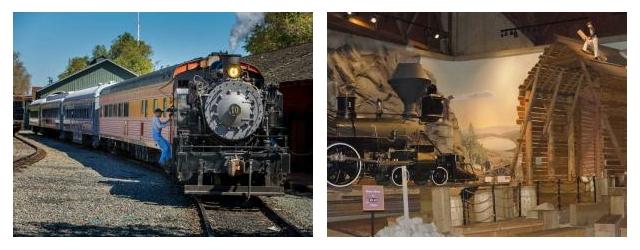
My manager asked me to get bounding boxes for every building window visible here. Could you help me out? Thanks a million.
[144,100,148,117]
[153,98,158,113]
[162,97,167,117]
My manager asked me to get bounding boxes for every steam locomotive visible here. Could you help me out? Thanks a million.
[327,63,476,187]
[29,54,290,196]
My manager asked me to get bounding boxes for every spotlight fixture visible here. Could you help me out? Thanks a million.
[370,16,377,24]
[347,12,352,15]
[434,33,440,39]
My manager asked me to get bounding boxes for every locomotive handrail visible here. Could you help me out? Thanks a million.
[327,155,414,166]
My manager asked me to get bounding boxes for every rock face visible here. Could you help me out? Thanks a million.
[375,216,444,237]
[328,44,409,116]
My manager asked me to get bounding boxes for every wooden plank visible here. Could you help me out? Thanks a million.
[580,60,604,177]
[594,214,622,237]
[513,67,541,184]
[516,227,587,237]
[568,116,576,181]
[526,120,534,184]
[601,114,626,169]
[543,70,564,136]
[546,120,555,177]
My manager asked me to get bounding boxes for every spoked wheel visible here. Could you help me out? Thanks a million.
[391,166,410,187]
[431,166,449,186]
[327,142,362,187]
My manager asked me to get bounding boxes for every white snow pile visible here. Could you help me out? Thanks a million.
[375,216,443,237]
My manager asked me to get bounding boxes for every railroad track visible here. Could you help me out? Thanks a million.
[194,196,307,237]
[13,134,46,170]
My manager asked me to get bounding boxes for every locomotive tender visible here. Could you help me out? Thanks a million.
[327,62,476,187]
[29,53,290,196]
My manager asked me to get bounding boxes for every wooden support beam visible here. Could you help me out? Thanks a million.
[543,70,564,136]
[569,75,584,116]
[405,12,420,38]
[547,119,556,177]
[601,114,626,169]
[579,59,604,177]
[513,67,541,184]
[566,74,583,181]
[568,114,576,181]
[526,120,534,184]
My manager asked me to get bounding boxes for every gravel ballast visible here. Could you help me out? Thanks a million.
[13,136,35,162]
[261,193,313,235]
[13,135,201,236]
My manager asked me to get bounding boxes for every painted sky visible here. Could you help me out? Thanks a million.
[14,12,248,87]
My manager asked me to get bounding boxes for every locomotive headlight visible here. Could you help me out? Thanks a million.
[227,65,241,78]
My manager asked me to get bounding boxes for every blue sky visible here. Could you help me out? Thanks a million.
[14,12,247,86]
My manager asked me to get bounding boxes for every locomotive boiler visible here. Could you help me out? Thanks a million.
[327,63,476,187]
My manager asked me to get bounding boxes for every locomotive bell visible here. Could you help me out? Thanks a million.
[388,63,432,119]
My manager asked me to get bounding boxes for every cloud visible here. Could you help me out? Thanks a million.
[228,12,265,52]
[451,91,494,101]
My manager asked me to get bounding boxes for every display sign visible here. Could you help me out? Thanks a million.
[362,185,385,211]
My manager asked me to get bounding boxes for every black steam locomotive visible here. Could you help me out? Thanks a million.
[327,63,476,187]
[172,54,290,195]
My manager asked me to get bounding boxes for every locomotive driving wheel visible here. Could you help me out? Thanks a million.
[431,166,449,186]
[390,166,410,187]
[327,142,362,188]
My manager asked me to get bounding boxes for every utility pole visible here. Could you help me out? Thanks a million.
[137,12,140,46]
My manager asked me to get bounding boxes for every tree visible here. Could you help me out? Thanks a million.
[109,32,153,75]
[244,12,312,54]
[92,44,109,60]
[58,56,89,80]
[462,123,489,167]
[58,32,154,80]
[13,52,31,95]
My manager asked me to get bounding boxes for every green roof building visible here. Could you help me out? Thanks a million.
[36,58,137,98]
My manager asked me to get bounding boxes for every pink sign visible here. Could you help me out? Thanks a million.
[362,185,385,211]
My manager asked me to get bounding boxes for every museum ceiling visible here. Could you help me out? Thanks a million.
[502,12,626,45]
[328,12,626,56]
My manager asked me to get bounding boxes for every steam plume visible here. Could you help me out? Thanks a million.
[229,12,265,51]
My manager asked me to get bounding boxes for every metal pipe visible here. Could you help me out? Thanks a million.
[536,181,540,205]
[557,179,561,210]
[593,176,597,203]
[248,160,253,199]
[401,166,409,219]
[370,212,375,237]
[461,190,468,225]
[492,184,497,222]
[518,182,522,217]
[576,176,581,203]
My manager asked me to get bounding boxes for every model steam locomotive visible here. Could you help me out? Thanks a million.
[29,53,289,196]
[327,63,476,187]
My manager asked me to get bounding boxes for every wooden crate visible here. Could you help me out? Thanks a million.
[594,214,622,237]
[619,218,627,237]
[516,227,587,237]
